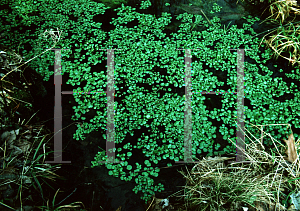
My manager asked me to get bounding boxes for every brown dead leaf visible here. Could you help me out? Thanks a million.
[283,133,298,163]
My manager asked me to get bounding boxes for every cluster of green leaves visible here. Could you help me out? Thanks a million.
[0,0,109,82]
[1,0,300,203]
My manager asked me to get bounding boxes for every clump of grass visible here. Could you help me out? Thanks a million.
[238,0,300,67]
[0,41,85,210]
[261,22,300,67]
[176,118,300,210]
[261,0,300,24]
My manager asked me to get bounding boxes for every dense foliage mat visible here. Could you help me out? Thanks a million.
[1,0,300,202]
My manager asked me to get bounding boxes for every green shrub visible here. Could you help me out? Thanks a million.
[1,0,299,203]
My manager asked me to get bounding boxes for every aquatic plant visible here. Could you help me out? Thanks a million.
[1,0,300,203]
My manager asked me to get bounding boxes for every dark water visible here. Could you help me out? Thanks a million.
[6,0,300,210]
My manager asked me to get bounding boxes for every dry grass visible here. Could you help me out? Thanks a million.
[262,0,300,24]
[238,0,300,68]
[258,22,300,67]
[173,119,300,210]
